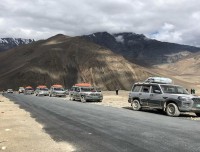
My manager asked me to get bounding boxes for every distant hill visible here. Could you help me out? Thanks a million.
[0,38,34,52]
[82,32,200,65]
[0,34,152,90]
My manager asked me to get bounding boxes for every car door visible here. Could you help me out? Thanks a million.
[148,85,163,108]
[73,87,80,100]
[139,85,151,106]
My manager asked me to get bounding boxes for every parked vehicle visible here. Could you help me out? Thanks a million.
[18,87,25,94]
[49,84,66,97]
[69,83,92,100]
[70,83,103,102]
[7,89,14,93]
[128,77,200,117]
[35,85,49,96]
[24,86,34,95]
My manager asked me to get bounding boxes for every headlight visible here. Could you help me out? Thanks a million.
[178,96,191,102]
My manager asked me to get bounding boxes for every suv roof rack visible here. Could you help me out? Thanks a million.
[144,77,173,84]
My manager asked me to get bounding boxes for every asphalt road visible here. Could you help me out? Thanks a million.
[5,93,200,152]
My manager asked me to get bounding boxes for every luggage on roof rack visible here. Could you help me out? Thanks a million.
[145,77,173,84]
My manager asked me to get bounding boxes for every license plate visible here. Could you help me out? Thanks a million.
[196,104,200,108]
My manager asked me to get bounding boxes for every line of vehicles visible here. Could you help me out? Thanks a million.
[4,77,200,117]
[11,83,103,103]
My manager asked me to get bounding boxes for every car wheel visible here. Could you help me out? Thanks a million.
[166,103,180,117]
[81,96,86,103]
[195,113,200,117]
[49,94,52,97]
[131,99,141,111]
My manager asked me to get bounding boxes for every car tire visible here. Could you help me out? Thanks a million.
[195,113,200,117]
[81,96,86,103]
[131,99,141,111]
[166,103,180,117]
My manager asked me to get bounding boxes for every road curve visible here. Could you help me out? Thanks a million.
[5,94,200,152]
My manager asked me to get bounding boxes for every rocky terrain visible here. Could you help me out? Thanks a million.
[83,32,200,65]
[0,38,34,52]
[0,34,152,90]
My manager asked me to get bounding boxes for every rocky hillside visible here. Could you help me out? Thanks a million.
[0,38,34,52]
[0,34,152,90]
[83,32,200,65]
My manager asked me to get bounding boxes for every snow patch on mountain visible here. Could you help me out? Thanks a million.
[0,38,34,51]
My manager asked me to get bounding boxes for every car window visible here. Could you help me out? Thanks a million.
[151,85,161,93]
[141,85,150,93]
[160,85,189,94]
[132,85,141,92]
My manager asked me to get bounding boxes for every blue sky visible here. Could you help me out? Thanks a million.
[0,0,200,46]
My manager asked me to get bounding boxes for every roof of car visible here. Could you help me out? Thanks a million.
[74,83,92,87]
[52,84,63,88]
[25,86,33,88]
[37,85,48,88]
[134,82,179,86]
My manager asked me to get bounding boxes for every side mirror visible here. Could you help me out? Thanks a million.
[154,90,161,94]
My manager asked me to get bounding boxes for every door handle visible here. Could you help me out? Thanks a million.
[139,93,142,95]
[150,94,154,96]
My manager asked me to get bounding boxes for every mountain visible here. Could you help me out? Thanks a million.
[0,38,34,52]
[82,32,200,65]
[0,34,152,90]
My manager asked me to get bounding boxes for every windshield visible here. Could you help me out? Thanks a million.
[54,88,64,91]
[40,88,48,91]
[160,85,189,94]
[81,87,96,92]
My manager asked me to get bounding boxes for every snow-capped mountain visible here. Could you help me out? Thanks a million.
[0,38,34,52]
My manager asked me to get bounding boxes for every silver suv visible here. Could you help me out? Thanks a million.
[70,86,103,102]
[128,78,200,117]
[49,85,66,97]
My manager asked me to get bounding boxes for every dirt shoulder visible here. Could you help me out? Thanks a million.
[92,90,130,108]
[0,95,75,152]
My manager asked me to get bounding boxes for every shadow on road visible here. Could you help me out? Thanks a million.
[122,106,198,118]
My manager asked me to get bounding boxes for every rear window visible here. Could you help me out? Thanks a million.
[132,85,141,92]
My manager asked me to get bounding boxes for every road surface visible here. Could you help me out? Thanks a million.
[5,94,200,152]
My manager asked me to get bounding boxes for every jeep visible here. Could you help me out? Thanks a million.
[70,86,103,102]
[128,77,200,117]
[49,84,66,97]
[35,85,49,96]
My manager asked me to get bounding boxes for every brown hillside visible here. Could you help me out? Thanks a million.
[0,34,152,90]
[153,52,200,94]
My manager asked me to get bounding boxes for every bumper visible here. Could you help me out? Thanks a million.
[179,104,200,112]
[85,96,103,101]
[54,94,66,97]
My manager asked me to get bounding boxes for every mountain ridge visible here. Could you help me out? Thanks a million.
[0,34,152,90]
[82,32,200,65]
[0,38,34,52]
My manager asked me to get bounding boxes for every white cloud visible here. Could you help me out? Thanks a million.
[115,35,124,43]
[0,0,200,46]
[149,23,183,44]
